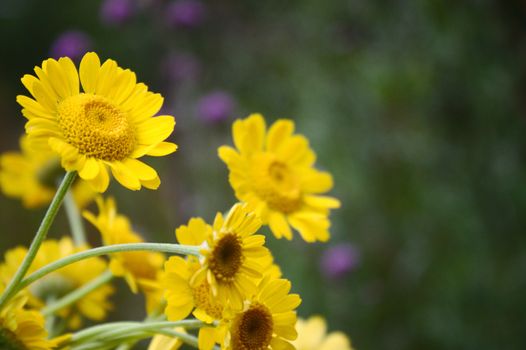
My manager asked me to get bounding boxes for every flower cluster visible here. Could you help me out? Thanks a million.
[0,52,351,350]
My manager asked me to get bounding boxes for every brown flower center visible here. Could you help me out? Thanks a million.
[57,93,135,161]
[209,233,243,282]
[232,303,274,350]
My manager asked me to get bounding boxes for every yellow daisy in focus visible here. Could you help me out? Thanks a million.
[83,196,165,313]
[218,114,340,242]
[191,203,270,310]
[0,237,113,328]
[0,135,96,208]
[221,277,301,350]
[163,218,222,322]
[293,316,353,350]
[18,52,177,192]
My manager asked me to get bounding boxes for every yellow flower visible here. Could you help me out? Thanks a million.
[293,316,353,350]
[221,277,301,350]
[0,135,96,208]
[218,114,340,242]
[17,52,177,192]
[0,301,57,349]
[83,196,165,313]
[0,237,113,328]
[163,218,221,320]
[191,203,270,310]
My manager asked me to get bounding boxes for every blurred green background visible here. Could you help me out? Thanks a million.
[1,0,526,349]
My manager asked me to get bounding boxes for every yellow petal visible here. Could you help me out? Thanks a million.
[266,119,294,152]
[146,142,178,156]
[137,116,175,145]
[80,52,101,93]
[79,158,101,180]
[122,158,158,180]
[109,161,141,190]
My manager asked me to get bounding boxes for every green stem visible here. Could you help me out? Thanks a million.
[19,243,200,292]
[0,171,77,310]
[63,188,87,246]
[71,320,205,343]
[42,270,113,317]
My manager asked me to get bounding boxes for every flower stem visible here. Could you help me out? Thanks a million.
[70,320,205,344]
[63,188,87,246]
[18,243,200,292]
[42,270,113,317]
[0,171,77,310]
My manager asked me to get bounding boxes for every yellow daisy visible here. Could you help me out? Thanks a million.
[0,135,96,208]
[218,114,341,242]
[163,218,222,321]
[17,52,177,192]
[83,196,165,313]
[0,237,113,328]
[0,299,57,350]
[162,218,231,350]
[221,277,301,350]
[293,316,353,350]
[191,203,270,310]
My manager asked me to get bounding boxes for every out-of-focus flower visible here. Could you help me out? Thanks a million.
[83,196,165,314]
[0,136,96,209]
[17,52,177,192]
[321,243,359,280]
[0,237,113,328]
[165,0,206,28]
[49,30,91,61]
[218,114,341,242]
[161,52,201,83]
[197,91,236,123]
[100,0,135,25]
[293,315,353,350]
[0,285,63,350]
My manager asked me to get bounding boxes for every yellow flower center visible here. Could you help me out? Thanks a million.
[0,327,28,350]
[252,154,302,213]
[232,303,274,350]
[57,93,135,161]
[191,281,223,319]
[209,233,244,282]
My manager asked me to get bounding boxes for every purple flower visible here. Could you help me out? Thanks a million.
[166,0,206,28]
[197,91,236,123]
[161,52,201,83]
[100,0,134,25]
[321,243,360,280]
[49,31,92,61]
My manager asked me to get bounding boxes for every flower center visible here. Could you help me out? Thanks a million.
[252,155,302,213]
[0,327,28,350]
[232,303,274,350]
[57,93,135,161]
[209,233,243,282]
[191,281,223,319]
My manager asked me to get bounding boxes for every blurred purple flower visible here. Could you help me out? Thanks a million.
[321,243,360,280]
[100,0,134,25]
[49,31,92,61]
[166,0,206,28]
[197,91,236,123]
[161,52,201,83]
